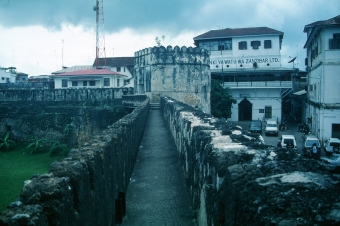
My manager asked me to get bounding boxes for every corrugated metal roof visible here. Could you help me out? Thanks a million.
[51,69,127,77]
[194,27,284,40]
[303,15,340,33]
[52,65,94,74]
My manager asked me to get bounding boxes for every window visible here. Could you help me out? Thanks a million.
[218,44,225,50]
[83,81,87,86]
[117,67,121,72]
[329,33,340,49]
[265,106,272,118]
[315,46,318,57]
[264,40,272,49]
[72,81,78,87]
[218,39,232,51]
[104,78,110,86]
[251,41,261,49]
[238,41,247,50]
[89,81,95,86]
[62,79,68,87]
[199,42,210,51]
[117,79,120,87]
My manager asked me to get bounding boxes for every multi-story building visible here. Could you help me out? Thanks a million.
[194,27,295,122]
[303,15,340,140]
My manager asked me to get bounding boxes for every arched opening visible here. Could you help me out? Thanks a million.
[238,98,252,121]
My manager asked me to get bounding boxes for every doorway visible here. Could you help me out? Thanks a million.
[238,98,252,121]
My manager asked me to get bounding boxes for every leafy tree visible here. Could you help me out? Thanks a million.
[210,79,237,118]
[0,133,16,151]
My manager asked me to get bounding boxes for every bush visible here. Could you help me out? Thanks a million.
[0,133,16,151]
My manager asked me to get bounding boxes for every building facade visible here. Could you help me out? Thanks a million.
[51,57,134,89]
[303,15,340,140]
[194,27,295,122]
[51,69,127,89]
[94,57,134,88]
[0,67,17,84]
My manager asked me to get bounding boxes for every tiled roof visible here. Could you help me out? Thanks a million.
[93,57,134,67]
[51,69,126,77]
[194,27,283,40]
[303,15,340,32]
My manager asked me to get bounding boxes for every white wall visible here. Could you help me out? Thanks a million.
[228,88,282,122]
[210,35,282,70]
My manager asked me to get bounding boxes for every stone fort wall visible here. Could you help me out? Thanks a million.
[0,87,133,102]
[134,45,211,114]
[0,99,149,225]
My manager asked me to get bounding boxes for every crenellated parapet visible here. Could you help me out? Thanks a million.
[134,45,211,114]
[134,45,210,67]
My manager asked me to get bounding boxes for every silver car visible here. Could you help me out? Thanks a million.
[321,154,340,172]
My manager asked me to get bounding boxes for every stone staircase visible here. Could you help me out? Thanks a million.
[150,102,161,110]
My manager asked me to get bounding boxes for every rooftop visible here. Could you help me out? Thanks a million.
[193,27,284,41]
[303,15,340,48]
[51,69,126,77]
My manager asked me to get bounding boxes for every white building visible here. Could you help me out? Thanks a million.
[303,15,340,140]
[51,69,127,89]
[51,57,134,89]
[0,67,17,84]
[194,27,295,122]
[94,57,134,88]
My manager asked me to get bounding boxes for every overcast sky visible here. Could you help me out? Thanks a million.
[0,0,339,76]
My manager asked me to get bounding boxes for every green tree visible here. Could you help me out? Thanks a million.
[210,79,237,118]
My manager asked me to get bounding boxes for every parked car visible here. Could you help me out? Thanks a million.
[302,134,321,155]
[320,154,340,172]
[265,120,278,136]
[279,135,297,150]
[323,138,340,155]
[249,120,262,134]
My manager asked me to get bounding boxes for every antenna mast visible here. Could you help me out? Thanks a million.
[93,0,106,69]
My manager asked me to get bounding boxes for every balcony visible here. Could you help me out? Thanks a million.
[222,81,292,89]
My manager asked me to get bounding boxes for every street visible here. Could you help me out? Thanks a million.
[230,114,311,156]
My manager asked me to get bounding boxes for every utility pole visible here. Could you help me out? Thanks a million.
[93,0,106,69]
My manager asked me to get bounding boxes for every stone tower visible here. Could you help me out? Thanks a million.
[134,45,211,113]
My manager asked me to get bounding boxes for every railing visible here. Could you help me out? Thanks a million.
[222,81,292,88]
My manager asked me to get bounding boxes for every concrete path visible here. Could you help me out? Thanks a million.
[121,109,196,226]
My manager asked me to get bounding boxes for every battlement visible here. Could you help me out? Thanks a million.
[134,45,210,67]
[134,45,211,113]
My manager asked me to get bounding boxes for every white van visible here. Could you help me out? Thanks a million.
[324,138,340,155]
[265,120,278,136]
[280,135,297,150]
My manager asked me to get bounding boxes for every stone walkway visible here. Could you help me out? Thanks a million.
[120,109,196,226]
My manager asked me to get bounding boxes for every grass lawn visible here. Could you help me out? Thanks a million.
[0,145,63,212]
